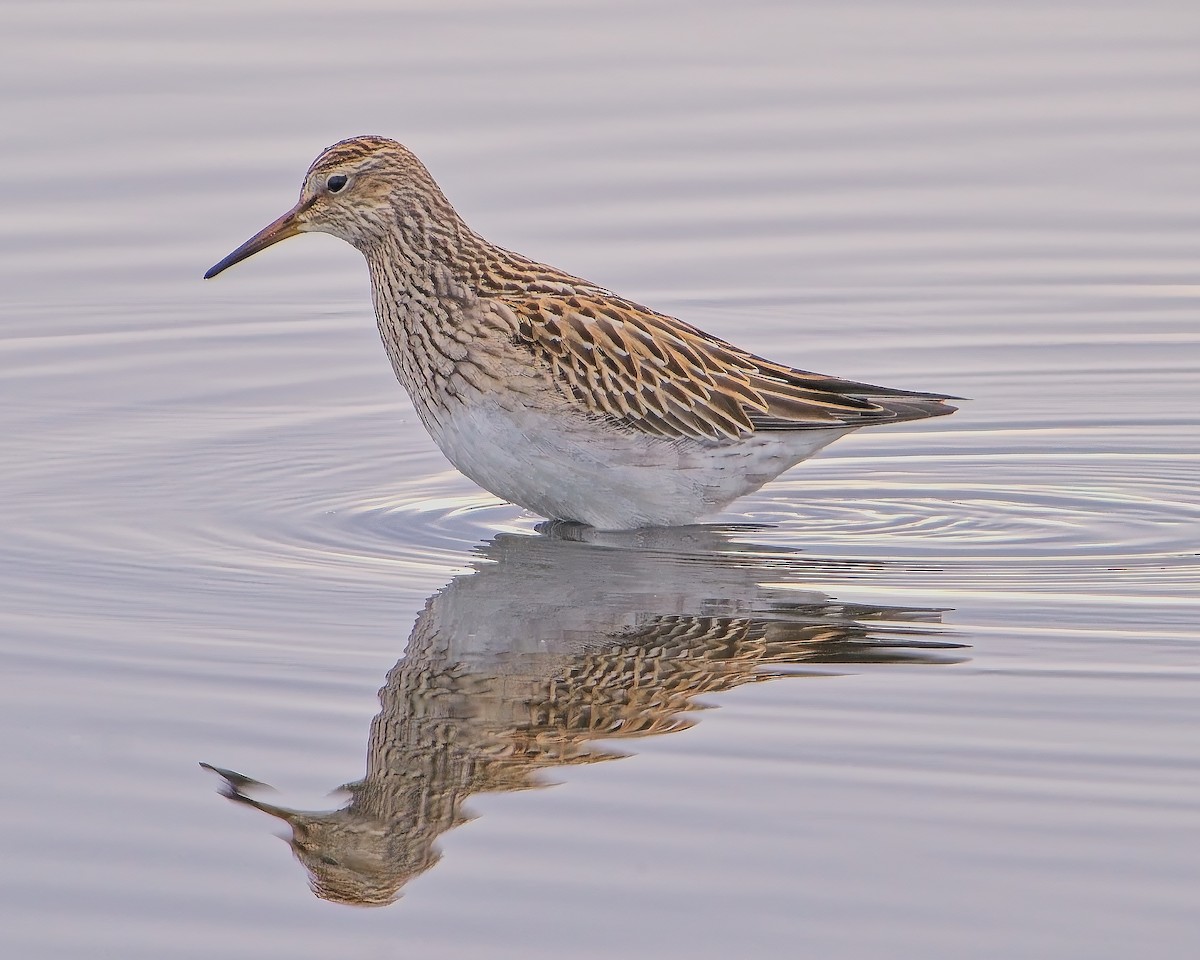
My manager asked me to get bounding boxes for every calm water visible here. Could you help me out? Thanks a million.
[2,2,1198,957]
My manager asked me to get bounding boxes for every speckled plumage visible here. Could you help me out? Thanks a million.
[206,136,958,527]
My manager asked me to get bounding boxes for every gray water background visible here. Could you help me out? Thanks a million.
[1,2,1197,957]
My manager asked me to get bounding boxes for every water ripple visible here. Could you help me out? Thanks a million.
[735,451,1197,592]
[2,302,1194,609]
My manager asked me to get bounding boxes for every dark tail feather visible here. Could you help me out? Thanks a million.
[870,395,959,424]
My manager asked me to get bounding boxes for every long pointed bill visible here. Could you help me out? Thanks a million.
[203,197,314,279]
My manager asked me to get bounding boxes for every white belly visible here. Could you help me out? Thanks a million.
[424,400,848,529]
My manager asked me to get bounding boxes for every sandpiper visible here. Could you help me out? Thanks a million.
[205,136,958,528]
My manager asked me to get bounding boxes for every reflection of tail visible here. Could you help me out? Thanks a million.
[203,529,964,907]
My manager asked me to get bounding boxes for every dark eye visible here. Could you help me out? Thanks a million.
[326,174,348,193]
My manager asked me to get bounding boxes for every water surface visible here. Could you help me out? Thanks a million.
[1,3,1198,958]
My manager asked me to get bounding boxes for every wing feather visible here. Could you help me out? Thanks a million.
[496,291,957,441]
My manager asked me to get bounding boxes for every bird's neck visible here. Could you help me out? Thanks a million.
[361,200,481,311]
[359,208,492,419]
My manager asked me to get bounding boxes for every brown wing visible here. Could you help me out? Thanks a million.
[496,291,957,442]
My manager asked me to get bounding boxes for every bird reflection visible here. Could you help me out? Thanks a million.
[203,523,962,906]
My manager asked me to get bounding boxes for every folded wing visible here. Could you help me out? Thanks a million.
[497,291,957,442]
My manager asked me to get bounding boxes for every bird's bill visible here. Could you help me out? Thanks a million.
[203,199,312,279]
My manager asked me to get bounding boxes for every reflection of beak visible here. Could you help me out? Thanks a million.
[204,196,315,279]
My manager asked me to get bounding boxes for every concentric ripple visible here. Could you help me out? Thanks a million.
[733,447,1198,593]
[2,300,1195,620]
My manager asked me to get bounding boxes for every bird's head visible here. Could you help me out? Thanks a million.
[204,135,455,279]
